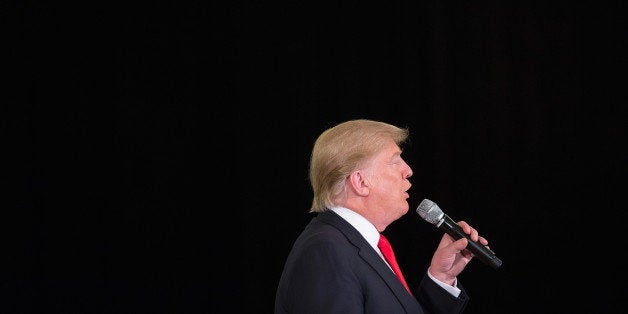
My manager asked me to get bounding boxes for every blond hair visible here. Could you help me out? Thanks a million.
[309,119,409,213]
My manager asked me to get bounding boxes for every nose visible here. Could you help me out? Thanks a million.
[404,162,413,179]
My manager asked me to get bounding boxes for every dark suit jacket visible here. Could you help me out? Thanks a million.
[275,210,469,314]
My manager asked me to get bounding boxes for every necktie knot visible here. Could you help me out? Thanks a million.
[378,234,412,295]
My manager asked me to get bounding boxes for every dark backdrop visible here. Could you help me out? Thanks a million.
[7,1,626,313]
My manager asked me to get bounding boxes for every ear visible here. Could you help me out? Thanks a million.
[348,170,370,196]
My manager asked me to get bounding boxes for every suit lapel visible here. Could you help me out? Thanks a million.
[317,211,419,312]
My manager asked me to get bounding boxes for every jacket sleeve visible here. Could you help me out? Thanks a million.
[414,273,469,314]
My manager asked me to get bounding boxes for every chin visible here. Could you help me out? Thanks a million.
[400,206,409,215]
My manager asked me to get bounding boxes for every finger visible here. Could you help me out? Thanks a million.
[459,221,478,242]
[468,227,479,242]
[436,232,455,250]
[457,220,470,232]
[452,237,469,253]
[457,221,486,243]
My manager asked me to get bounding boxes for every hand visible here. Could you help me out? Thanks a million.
[428,220,489,286]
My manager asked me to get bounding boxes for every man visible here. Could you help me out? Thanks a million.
[275,119,491,313]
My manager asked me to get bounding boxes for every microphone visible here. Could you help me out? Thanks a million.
[416,199,502,270]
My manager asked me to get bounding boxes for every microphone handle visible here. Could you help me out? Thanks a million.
[439,215,503,270]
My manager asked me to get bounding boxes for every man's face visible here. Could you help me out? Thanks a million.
[365,139,413,226]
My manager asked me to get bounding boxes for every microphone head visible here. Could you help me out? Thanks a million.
[416,199,444,224]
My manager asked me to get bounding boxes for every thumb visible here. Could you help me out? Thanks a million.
[452,237,469,253]
[451,237,477,260]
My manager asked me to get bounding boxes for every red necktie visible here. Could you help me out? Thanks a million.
[378,234,412,295]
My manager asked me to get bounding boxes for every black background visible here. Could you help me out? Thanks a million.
[6,1,626,313]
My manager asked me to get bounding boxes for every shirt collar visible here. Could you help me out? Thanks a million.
[329,206,380,253]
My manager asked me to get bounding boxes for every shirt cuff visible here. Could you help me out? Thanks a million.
[427,267,461,297]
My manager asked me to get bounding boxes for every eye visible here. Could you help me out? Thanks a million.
[391,156,403,165]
